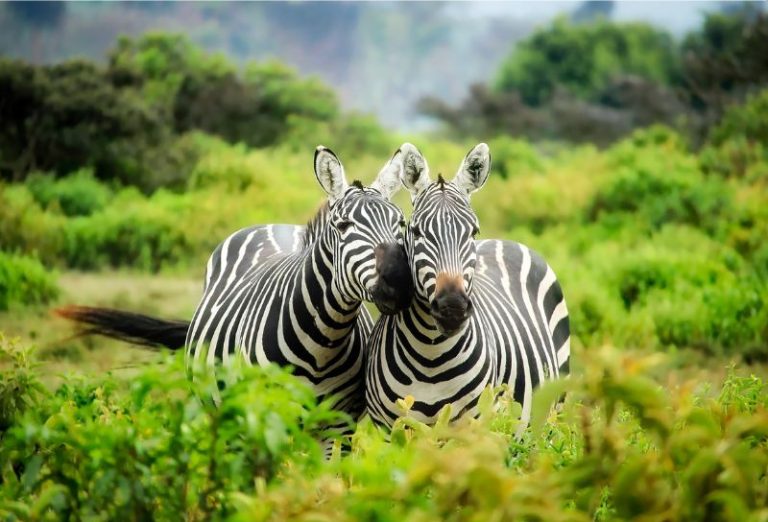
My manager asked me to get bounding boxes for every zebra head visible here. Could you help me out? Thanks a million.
[400,143,491,335]
[314,146,414,315]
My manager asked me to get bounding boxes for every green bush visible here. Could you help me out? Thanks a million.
[2,340,767,521]
[709,89,768,146]
[0,252,59,311]
[61,192,197,272]
[487,136,546,179]
[0,184,67,264]
[588,129,731,234]
[26,169,113,216]
[0,347,342,520]
[611,234,768,357]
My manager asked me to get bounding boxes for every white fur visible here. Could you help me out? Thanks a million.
[370,149,404,200]
[398,142,431,199]
[454,143,491,196]
[314,146,349,203]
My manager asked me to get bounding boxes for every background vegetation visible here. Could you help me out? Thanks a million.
[1,4,767,520]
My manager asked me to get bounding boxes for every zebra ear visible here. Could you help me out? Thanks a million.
[370,148,404,200]
[314,146,349,203]
[398,142,431,199]
[454,143,491,196]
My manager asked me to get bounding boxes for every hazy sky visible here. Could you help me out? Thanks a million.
[447,1,723,35]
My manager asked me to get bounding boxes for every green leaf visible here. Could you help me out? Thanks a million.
[530,378,572,438]
[21,454,43,490]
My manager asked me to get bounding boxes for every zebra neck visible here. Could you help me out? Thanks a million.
[293,235,361,342]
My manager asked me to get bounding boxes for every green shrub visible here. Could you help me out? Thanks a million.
[700,136,766,180]
[187,140,266,191]
[26,169,113,217]
[3,342,768,521]
[588,130,731,234]
[0,352,341,520]
[487,136,546,179]
[609,229,767,357]
[709,89,768,147]
[234,348,768,521]
[61,192,197,272]
[0,336,46,432]
[0,252,59,311]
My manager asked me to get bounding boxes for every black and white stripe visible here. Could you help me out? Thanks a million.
[366,143,570,428]
[187,146,411,422]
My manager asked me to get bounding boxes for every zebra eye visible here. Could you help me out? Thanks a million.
[335,220,354,233]
[410,225,422,238]
[472,226,480,238]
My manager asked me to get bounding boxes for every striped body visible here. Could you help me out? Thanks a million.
[185,159,412,422]
[366,143,569,429]
[186,220,372,417]
[366,238,569,427]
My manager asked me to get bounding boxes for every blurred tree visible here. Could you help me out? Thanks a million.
[419,84,546,141]
[681,10,768,141]
[0,59,162,184]
[0,59,48,180]
[1,32,344,187]
[110,33,339,148]
[495,18,681,106]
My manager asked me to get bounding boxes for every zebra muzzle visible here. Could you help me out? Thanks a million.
[431,274,473,335]
[371,243,414,315]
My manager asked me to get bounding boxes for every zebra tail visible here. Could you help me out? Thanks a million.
[54,305,189,350]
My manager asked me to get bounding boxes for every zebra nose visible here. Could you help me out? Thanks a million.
[372,242,414,314]
[430,289,472,335]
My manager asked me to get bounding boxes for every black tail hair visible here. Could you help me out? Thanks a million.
[54,305,189,350]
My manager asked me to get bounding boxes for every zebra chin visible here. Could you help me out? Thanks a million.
[432,314,471,337]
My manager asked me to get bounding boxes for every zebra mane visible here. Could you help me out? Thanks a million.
[351,180,364,189]
[301,201,330,249]
[436,173,446,189]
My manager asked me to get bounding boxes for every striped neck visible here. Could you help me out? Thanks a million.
[291,224,362,347]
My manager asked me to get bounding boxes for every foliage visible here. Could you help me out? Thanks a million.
[26,169,113,217]
[0,348,344,521]
[232,348,768,521]
[588,127,730,234]
[110,33,339,151]
[708,88,768,149]
[0,336,46,432]
[0,253,59,311]
[2,340,767,520]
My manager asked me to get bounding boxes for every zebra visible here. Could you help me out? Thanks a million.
[58,145,414,429]
[365,143,570,429]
